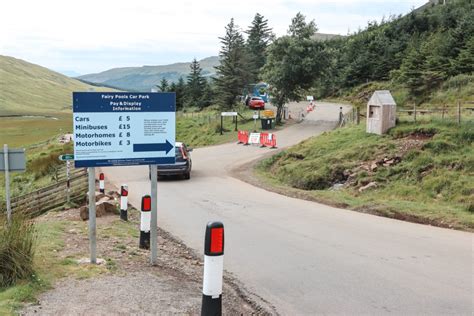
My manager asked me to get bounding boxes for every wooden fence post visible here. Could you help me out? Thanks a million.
[414,103,417,123]
[457,101,461,124]
[356,107,360,125]
[442,104,446,120]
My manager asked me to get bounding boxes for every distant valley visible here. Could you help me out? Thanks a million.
[79,56,220,92]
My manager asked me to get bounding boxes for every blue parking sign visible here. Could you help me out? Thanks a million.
[72,92,176,168]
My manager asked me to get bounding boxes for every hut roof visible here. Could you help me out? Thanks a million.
[368,90,396,106]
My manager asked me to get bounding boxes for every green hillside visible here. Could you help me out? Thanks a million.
[313,0,474,105]
[79,56,220,91]
[0,55,114,116]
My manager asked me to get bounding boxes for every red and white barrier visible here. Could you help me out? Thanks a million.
[238,131,277,149]
[201,222,224,315]
[140,195,151,249]
[120,184,128,221]
[260,132,277,148]
[237,130,249,145]
[99,173,105,194]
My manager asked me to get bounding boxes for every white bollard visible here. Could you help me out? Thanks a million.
[99,173,105,194]
[139,195,151,249]
[120,184,128,221]
[201,222,224,316]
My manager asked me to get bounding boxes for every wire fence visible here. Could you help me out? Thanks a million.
[338,101,474,127]
[397,101,474,123]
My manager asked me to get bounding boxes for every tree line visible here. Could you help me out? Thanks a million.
[314,0,474,104]
[159,13,274,112]
[165,0,474,122]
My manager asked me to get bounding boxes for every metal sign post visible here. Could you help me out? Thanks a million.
[59,154,74,204]
[88,167,97,264]
[66,160,71,204]
[220,112,238,135]
[1,145,26,224]
[3,144,11,223]
[253,111,259,132]
[150,164,158,265]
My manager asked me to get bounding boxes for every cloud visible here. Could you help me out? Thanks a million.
[0,0,427,73]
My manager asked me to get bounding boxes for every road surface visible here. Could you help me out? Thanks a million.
[105,102,473,315]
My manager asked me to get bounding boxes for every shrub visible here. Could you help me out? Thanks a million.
[0,212,37,287]
[28,153,62,179]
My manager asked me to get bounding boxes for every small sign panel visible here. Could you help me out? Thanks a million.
[0,148,26,172]
[73,92,176,168]
[306,96,314,101]
[248,133,261,144]
[221,112,238,117]
[59,154,74,161]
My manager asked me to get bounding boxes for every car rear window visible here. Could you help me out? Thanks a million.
[175,147,183,158]
[252,97,261,100]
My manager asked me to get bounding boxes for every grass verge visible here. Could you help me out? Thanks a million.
[256,120,474,231]
[176,105,281,147]
[0,220,107,315]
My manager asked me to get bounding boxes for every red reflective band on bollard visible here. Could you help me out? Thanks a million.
[99,173,105,180]
[141,195,151,212]
[210,228,224,254]
[204,222,224,256]
[121,187,128,197]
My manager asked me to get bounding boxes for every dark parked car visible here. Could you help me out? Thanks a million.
[149,142,192,180]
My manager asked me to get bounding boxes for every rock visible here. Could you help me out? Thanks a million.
[108,191,120,199]
[370,162,378,172]
[77,257,106,265]
[79,200,118,220]
[330,183,345,191]
[359,182,378,192]
[97,196,112,203]
[79,205,88,220]
[86,191,106,203]
[96,200,118,217]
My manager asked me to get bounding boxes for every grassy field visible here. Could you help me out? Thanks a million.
[257,119,474,231]
[0,115,72,148]
[0,55,114,116]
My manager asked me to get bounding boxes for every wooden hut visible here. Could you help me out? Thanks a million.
[366,90,397,135]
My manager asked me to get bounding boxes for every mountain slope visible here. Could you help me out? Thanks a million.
[79,56,220,92]
[0,55,113,115]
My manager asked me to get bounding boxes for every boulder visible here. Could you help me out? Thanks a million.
[79,205,88,220]
[86,191,106,203]
[79,200,118,221]
[107,191,120,199]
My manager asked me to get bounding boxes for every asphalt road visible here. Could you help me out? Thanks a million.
[105,102,473,315]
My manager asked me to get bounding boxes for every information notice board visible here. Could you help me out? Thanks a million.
[73,92,176,168]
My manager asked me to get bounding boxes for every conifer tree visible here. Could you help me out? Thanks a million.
[398,47,426,101]
[186,58,207,108]
[176,77,187,110]
[454,36,474,74]
[245,13,274,83]
[157,78,169,92]
[214,18,249,109]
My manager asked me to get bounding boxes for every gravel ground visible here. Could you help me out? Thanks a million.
[21,204,273,315]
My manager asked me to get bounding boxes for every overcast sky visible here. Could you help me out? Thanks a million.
[0,0,427,75]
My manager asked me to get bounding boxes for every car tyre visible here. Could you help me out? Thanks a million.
[184,172,191,180]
